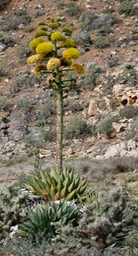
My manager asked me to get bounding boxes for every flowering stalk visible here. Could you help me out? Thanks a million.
[27,17,85,171]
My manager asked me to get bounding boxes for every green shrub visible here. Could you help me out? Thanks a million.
[0,0,10,11]
[0,31,16,48]
[85,66,102,89]
[119,106,138,119]
[64,115,91,139]
[80,11,96,31]
[96,115,118,138]
[94,36,109,49]
[65,1,81,18]
[17,201,80,243]
[109,98,119,110]
[17,97,34,113]
[0,95,8,110]
[0,183,29,240]
[126,117,138,142]
[119,0,134,16]
[116,65,138,87]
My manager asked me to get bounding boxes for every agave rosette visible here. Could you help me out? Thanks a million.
[25,168,87,202]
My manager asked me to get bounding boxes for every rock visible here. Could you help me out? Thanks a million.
[132,3,138,15]
[88,99,98,116]
[112,122,127,133]
[0,44,6,52]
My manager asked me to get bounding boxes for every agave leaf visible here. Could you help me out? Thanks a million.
[50,168,60,183]
[62,168,68,179]
[60,172,65,182]
[80,179,87,187]
[56,180,63,191]
[63,177,70,188]
[68,171,73,183]
[55,191,61,200]
[56,207,63,220]
[66,189,77,201]
[40,170,48,183]
[74,177,80,188]
[60,186,68,198]
[68,181,75,193]
[49,185,57,200]
[77,184,87,194]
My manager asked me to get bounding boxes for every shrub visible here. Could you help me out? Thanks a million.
[80,11,97,31]
[17,201,80,243]
[2,11,31,31]
[119,106,138,119]
[109,98,119,110]
[94,36,109,49]
[0,183,29,240]
[126,117,138,142]
[16,97,34,113]
[85,66,102,89]
[0,0,10,11]
[74,30,92,51]
[107,56,118,68]
[0,95,8,110]
[65,1,81,18]
[0,31,16,48]
[96,115,118,138]
[117,66,138,87]
[119,0,134,16]
[64,115,91,139]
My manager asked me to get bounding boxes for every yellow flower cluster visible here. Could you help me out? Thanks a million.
[61,38,76,47]
[33,64,47,74]
[29,37,44,51]
[60,57,72,67]
[27,54,44,64]
[71,64,85,75]
[62,48,80,59]
[47,58,61,70]
[35,30,47,38]
[38,21,45,26]
[49,22,60,29]
[62,27,72,36]
[51,32,65,41]
[36,42,54,57]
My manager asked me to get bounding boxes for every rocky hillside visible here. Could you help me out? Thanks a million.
[0,0,138,183]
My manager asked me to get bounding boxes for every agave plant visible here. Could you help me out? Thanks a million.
[24,168,87,202]
[17,200,80,242]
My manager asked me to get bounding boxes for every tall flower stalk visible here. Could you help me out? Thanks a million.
[27,17,85,171]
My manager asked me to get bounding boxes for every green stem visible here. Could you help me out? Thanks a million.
[56,86,63,171]
[55,67,63,171]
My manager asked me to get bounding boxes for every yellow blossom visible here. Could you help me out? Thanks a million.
[47,58,61,70]
[36,42,54,57]
[61,38,76,47]
[27,54,44,64]
[38,21,45,26]
[62,48,80,59]
[62,27,72,35]
[71,64,85,75]
[29,37,44,51]
[49,22,60,29]
[35,30,47,38]
[60,57,72,67]
[51,31,65,41]
[32,64,47,74]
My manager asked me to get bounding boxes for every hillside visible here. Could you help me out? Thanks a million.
[0,1,138,255]
[0,0,138,181]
